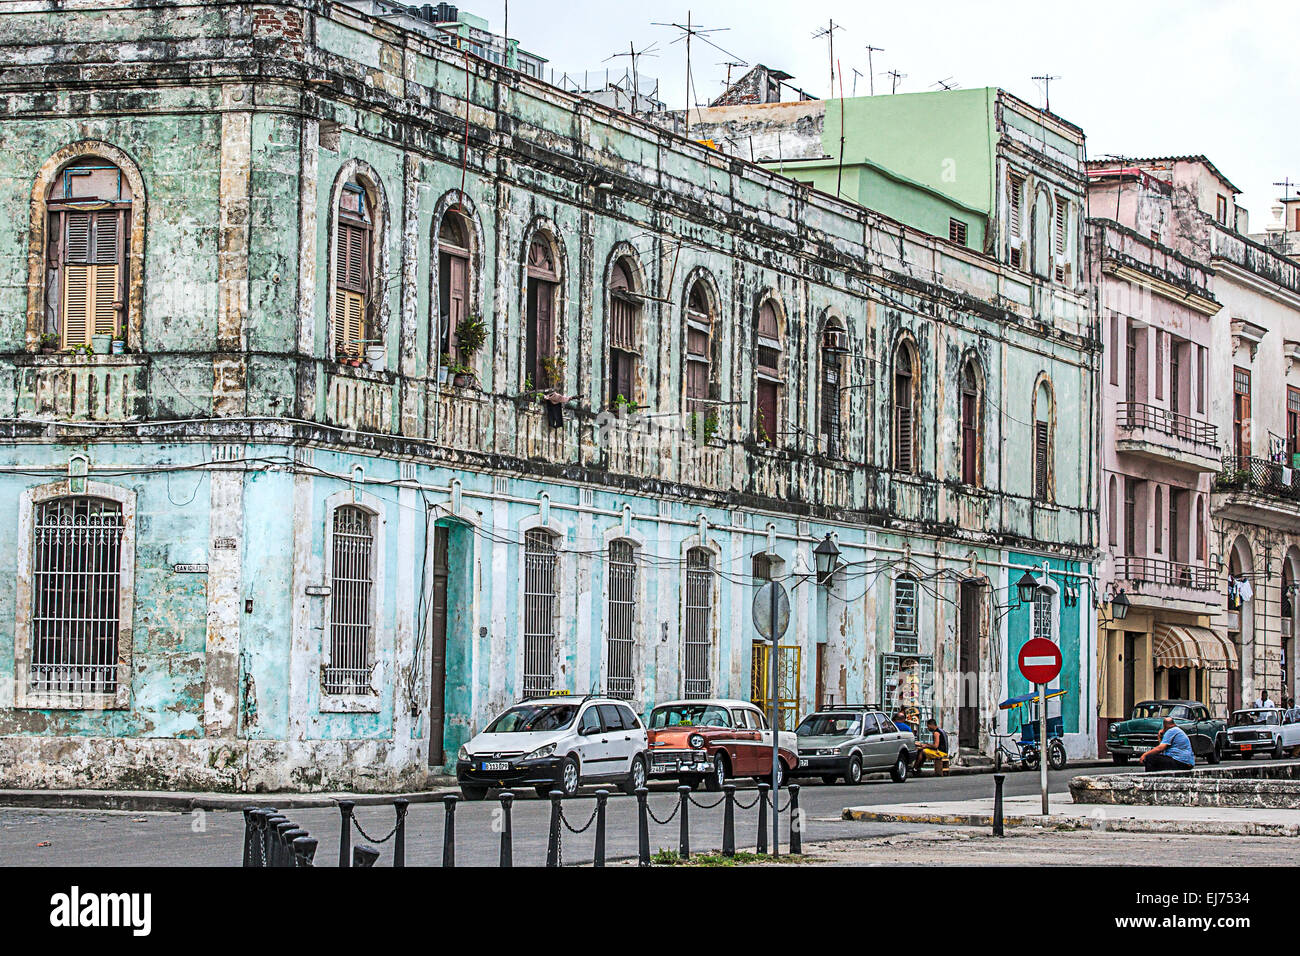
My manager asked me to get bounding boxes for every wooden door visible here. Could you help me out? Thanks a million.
[427,525,450,766]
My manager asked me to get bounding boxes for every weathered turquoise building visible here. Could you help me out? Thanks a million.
[0,0,1099,791]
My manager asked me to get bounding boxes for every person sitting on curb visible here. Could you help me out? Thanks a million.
[1139,716,1196,773]
[912,718,949,774]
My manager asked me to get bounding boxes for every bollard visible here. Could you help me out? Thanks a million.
[393,798,409,868]
[292,836,318,868]
[756,784,769,854]
[722,784,737,857]
[593,790,609,868]
[338,800,356,869]
[246,809,268,867]
[676,785,691,861]
[281,827,308,864]
[788,784,802,854]
[242,806,259,867]
[499,792,515,868]
[635,787,651,867]
[545,791,563,867]
[442,794,459,867]
[254,807,276,868]
[353,844,380,868]
[262,815,286,868]
[275,821,298,868]
[993,773,1006,838]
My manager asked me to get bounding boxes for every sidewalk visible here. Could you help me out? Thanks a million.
[843,791,1300,837]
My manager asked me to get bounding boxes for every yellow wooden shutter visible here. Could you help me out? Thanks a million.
[62,264,91,347]
[335,290,365,358]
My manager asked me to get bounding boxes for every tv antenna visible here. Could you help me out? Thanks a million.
[1031,73,1060,112]
[719,59,747,89]
[932,76,957,90]
[811,19,845,98]
[603,41,659,116]
[863,45,884,96]
[886,69,906,94]
[654,12,745,137]
[850,66,863,97]
[1274,177,1298,202]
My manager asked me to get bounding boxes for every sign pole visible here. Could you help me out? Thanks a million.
[769,580,780,855]
[1039,682,1049,815]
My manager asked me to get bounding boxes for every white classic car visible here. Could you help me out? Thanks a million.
[1223,707,1300,759]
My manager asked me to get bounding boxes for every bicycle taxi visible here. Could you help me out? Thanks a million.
[992,688,1068,771]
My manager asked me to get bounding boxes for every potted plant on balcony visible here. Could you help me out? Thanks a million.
[111,322,126,355]
[38,332,59,355]
[454,313,487,388]
[437,352,452,385]
[1214,468,1249,492]
[539,355,564,393]
[91,332,111,355]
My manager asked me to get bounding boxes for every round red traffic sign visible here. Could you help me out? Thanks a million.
[1018,637,1062,685]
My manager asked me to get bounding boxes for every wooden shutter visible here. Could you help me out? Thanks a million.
[335,223,370,357]
[61,211,120,348]
[446,253,467,354]
[961,391,978,485]
[1008,172,1024,268]
[757,380,778,445]
[1054,195,1067,281]
[1035,420,1050,500]
[535,281,554,363]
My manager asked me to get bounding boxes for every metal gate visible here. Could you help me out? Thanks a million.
[751,641,801,730]
[606,541,636,700]
[683,548,713,698]
[523,530,557,696]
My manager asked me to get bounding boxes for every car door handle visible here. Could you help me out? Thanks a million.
[623,735,631,740]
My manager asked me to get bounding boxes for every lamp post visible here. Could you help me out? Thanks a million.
[1016,569,1040,605]
[1110,589,1130,622]
[813,533,840,586]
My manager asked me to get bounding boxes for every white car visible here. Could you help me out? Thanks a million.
[456,695,648,799]
[1224,707,1300,759]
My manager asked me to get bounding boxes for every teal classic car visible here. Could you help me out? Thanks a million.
[1105,699,1225,765]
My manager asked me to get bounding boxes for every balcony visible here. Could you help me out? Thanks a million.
[12,354,149,422]
[1114,555,1219,613]
[1114,402,1220,473]
[1212,456,1300,530]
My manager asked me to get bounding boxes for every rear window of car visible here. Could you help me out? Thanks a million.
[649,704,731,728]
[618,705,641,729]
[598,704,629,731]
[796,714,863,737]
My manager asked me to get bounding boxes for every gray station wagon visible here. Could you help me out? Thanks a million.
[789,708,918,784]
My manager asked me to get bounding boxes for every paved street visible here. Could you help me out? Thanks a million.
[0,766,1127,866]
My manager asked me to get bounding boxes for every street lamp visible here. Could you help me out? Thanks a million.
[1016,569,1040,605]
[1110,589,1130,622]
[813,533,840,585]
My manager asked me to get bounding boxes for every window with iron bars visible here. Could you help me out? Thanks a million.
[606,541,637,700]
[893,576,919,654]
[683,548,714,699]
[324,506,376,695]
[1033,588,1053,642]
[523,530,557,696]
[30,496,123,695]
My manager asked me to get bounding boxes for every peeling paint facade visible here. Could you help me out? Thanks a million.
[0,0,1098,792]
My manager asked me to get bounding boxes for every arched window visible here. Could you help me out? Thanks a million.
[607,258,641,407]
[1034,380,1054,502]
[523,529,558,695]
[525,235,560,389]
[437,208,472,363]
[44,158,133,349]
[960,358,982,486]
[683,548,714,698]
[893,341,919,473]
[606,540,638,699]
[754,300,783,446]
[325,505,376,695]
[820,320,847,458]
[333,177,376,361]
[684,280,714,417]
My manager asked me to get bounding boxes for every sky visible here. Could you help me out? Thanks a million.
[496,0,1299,227]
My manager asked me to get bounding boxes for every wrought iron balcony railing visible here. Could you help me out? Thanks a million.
[1116,402,1217,447]
[1114,555,1217,592]
[1216,456,1300,503]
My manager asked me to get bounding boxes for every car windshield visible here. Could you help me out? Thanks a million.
[485,704,578,733]
[796,715,862,737]
[1231,710,1279,726]
[649,705,731,728]
[1131,703,1189,719]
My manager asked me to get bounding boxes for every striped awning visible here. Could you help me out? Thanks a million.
[1153,624,1240,672]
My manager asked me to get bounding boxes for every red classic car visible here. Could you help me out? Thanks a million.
[646,698,799,790]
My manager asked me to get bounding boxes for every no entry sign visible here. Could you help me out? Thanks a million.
[1018,637,1062,685]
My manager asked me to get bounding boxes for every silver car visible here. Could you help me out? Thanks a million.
[1224,707,1300,759]
[790,708,917,784]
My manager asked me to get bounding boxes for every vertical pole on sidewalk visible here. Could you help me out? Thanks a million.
[756,782,769,854]
[593,790,608,867]
[442,794,458,868]
[788,784,802,854]
[337,800,354,868]
[499,791,514,868]
[769,582,781,856]
[677,784,691,860]
[1039,681,1049,815]
[545,792,563,867]
[636,788,651,866]
[722,784,736,857]
[993,772,1006,837]
[393,798,409,868]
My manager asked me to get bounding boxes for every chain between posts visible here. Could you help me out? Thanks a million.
[686,793,726,809]
[559,803,600,834]
[644,797,681,826]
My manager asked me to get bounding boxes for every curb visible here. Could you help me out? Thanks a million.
[841,806,1300,837]
[0,784,462,813]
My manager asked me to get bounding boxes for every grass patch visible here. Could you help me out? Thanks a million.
[650,849,813,866]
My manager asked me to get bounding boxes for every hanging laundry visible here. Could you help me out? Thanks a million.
[1239,578,1254,603]
[1283,466,1293,486]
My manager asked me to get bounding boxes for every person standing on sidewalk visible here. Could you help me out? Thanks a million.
[1139,717,1195,772]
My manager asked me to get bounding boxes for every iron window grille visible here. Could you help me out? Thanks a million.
[1033,588,1053,642]
[893,576,919,654]
[523,529,557,696]
[606,541,637,700]
[30,496,123,694]
[683,548,714,699]
[324,506,376,695]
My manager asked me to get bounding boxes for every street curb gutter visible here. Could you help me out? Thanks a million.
[841,807,1300,837]
[0,786,461,813]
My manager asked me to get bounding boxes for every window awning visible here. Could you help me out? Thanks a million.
[1153,624,1240,672]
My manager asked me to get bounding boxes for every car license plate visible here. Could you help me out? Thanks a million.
[798,759,808,767]
[1241,744,1252,751]
[480,761,509,772]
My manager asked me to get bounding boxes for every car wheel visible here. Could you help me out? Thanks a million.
[460,785,488,801]
[890,751,909,783]
[1111,753,1129,765]
[704,752,727,792]
[1207,738,1221,765]
[622,755,647,795]
[1274,739,1286,760]
[777,760,790,789]
[681,775,704,790]
[559,756,581,796]
[844,754,863,785]
[1047,739,1067,771]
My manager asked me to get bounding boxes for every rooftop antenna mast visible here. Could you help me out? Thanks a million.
[886,69,906,94]
[654,12,744,137]
[863,44,884,96]
[811,19,844,99]
[1274,177,1298,202]
[850,67,863,97]
[932,77,957,90]
[719,59,747,89]
[603,40,659,117]
[1031,73,1060,112]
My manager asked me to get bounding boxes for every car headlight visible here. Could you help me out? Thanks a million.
[688,733,706,749]
[524,743,556,761]
[458,745,469,761]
